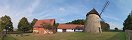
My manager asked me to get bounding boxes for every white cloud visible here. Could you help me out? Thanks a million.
[0,0,128,30]
[102,14,120,21]
[107,22,123,30]
[102,14,123,29]
[59,7,65,12]
[0,0,41,29]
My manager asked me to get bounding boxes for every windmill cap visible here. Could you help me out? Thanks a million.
[86,8,100,17]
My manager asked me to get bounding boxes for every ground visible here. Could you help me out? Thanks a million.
[2,32,127,40]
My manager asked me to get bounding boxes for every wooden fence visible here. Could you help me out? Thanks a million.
[0,31,6,40]
[125,30,132,40]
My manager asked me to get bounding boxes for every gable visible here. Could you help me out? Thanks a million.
[34,19,55,28]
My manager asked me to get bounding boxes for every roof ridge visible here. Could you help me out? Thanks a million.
[86,8,100,16]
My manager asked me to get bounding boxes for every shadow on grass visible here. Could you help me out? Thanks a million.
[107,32,127,40]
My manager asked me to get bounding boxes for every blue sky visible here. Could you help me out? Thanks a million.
[0,0,131,29]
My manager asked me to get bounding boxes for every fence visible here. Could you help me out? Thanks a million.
[125,30,132,40]
[0,31,6,40]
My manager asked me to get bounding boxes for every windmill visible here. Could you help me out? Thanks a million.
[100,0,110,22]
[84,0,110,33]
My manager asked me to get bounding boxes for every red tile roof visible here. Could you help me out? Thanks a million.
[58,24,84,29]
[34,19,55,28]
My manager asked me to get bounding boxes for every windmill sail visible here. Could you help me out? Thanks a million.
[100,0,110,22]
[100,1,110,15]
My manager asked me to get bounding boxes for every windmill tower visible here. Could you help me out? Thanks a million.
[84,8,102,33]
[84,1,110,33]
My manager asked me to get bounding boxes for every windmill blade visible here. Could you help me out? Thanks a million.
[100,1,110,15]
[100,0,110,22]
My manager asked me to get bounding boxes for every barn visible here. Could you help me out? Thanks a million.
[33,19,55,34]
[57,24,84,32]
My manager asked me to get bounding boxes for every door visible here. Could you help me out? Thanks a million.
[62,29,66,32]
[98,27,102,33]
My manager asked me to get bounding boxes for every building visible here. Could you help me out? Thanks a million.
[57,24,84,32]
[84,8,102,33]
[33,19,55,34]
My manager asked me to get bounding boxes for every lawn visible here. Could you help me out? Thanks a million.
[2,35,16,40]
[3,32,127,40]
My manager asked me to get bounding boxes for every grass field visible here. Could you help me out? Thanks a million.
[3,32,127,40]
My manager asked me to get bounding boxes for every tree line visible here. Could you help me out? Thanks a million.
[0,15,38,33]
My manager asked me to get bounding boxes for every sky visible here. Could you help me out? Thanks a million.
[0,0,131,29]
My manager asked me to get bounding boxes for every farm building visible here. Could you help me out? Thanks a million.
[57,24,84,32]
[33,19,56,34]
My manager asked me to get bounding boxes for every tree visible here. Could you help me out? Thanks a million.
[18,17,30,32]
[100,21,110,31]
[41,23,54,34]
[0,15,13,32]
[41,23,52,30]
[54,23,59,28]
[115,27,118,31]
[0,18,3,32]
[30,18,38,32]
[123,11,132,31]
[66,19,85,25]
[31,18,38,27]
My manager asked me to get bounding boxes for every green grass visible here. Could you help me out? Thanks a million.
[107,32,127,40]
[3,32,127,40]
[2,35,16,40]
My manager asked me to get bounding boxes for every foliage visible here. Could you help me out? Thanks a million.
[123,11,132,30]
[54,23,59,28]
[31,18,38,27]
[100,21,110,31]
[0,15,13,32]
[41,23,52,30]
[66,19,85,25]
[18,17,30,32]
[115,27,119,31]
[30,18,38,31]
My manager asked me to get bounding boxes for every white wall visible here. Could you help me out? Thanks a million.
[75,30,83,32]
[57,29,63,32]
[57,29,83,32]
[66,29,74,32]
[57,29,74,32]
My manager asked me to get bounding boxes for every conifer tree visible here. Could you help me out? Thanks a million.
[18,17,30,32]
[123,11,132,30]
[30,18,38,32]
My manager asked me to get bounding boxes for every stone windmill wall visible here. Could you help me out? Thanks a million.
[84,8,102,33]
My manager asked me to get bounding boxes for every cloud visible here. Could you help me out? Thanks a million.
[102,14,120,21]
[101,0,132,29]
[26,0,40,14]
[0,0,41,29]
[101,13,124,29]
[59,7,65,12]
[107,22,123,30]
[0,0,128,30]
